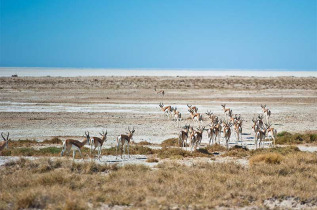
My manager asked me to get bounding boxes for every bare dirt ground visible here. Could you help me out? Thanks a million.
[0,76,316,146]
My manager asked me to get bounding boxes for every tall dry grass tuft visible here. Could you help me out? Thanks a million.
[249,153,283,165]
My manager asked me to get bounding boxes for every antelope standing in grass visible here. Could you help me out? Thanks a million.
[261,104,271,123]
[265,123,277,147]
[221,104,231,118]
[90,131,107,160]
[223,121,232,149]
[187,104,198,113]
[154,87,165,97]
[189,109,202,124]
[159,102,173,119]
[190,126,205,152]
[0,132,10,155]
[173,107,182,127]
[116,127,135,159]
[61,131,91,161]
[178,124,190,147]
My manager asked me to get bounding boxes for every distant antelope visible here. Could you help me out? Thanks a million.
[178,124,190,147]
[261,104,271,123]
[221,104,231,118]
[265,123,277,147]
[0,132,10,155]
[61,131,91,160]
[154,87,165,97]
[190,126,205,152]
[173,107,182,127]
[187,104,198,113]
[90,130,107,160]
[116,127,135,159]
[223,121,232,149]
[159,102,173,119]
[189,109,203,124]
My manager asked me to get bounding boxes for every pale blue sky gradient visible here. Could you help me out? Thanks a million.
[1,0,316,70]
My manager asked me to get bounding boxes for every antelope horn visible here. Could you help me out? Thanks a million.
[1,132,6,141]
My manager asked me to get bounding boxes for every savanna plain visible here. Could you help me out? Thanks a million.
[0,76,317,209]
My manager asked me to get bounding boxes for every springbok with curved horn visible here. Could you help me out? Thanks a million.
[223,121,232,149]
[261,104,271,123]
[233,119,243,142]
[0,132,10,155]
[173,107,182,127]
[154,87,165,97]
[116,127,135,159]
[190,126,205,152]
[61,131,91,161]
[90,130,108,160]
[178,124,190,147]
[159,102,173,119]
[265,123,277,147]
[187,104,198,113]
[255,126,267,149]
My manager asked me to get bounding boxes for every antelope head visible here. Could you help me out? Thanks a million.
[84,131,91,145]
[1,132,10,148]
[159,102,164,108]
[221,104,226,108]
[100,130,108,140]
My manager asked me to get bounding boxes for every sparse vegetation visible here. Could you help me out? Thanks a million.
[276,131,317,144]
[161,138,179,147]
[249,153,283,165]
[1,153,316,209]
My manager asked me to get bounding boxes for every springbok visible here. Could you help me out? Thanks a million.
[61,131,91,160]
[0,132,9,155]
[261,104,271,123]
[116,127,135,159]
[252,115,264,140]
[223,121,232,149]
[265,123,277,147]
[190,126,205,152]
[187,104,198,113]
[221,104,231,118]
[159,102,173,119]
[189,109,203,124]
[207,125,216,145]
[233,120,243,142]
[154,87,165,97]
[90,131,107,160]
[173,107,182,127]
[255,127,267,149]
[178,124,190,147]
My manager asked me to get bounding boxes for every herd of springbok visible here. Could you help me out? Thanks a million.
[0,101,277,160]
[159,102,277,151]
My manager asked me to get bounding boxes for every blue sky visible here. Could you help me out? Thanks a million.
[1,0,316,70]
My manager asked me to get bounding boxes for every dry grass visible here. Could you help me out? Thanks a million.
[1,152,317,209]
[249,153,283,165]
[161,138,179,147]
[276,131,317,144]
